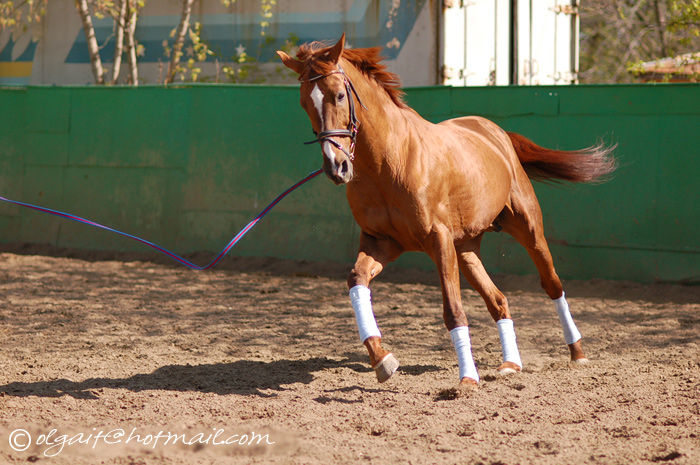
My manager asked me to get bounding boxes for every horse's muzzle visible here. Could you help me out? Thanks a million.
[324,156,353,184]
[320,140,354,184]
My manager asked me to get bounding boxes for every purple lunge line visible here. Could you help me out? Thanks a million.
[0,169,323,270]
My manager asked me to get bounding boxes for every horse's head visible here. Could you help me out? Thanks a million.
[277,34,359,185]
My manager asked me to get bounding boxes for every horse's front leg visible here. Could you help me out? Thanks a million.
[426,227,480,391]
[348,232,402,383]
[456,239,523,375]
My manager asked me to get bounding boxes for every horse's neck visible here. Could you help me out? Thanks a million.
[350,75,423,180]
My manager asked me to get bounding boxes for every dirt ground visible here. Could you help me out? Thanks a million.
[0,243,698,465]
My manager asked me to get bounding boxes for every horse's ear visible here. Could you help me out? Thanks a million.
[277,51,304,75]
[327,32,345,64]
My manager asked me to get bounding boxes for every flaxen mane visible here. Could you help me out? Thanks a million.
[295,42,408,109]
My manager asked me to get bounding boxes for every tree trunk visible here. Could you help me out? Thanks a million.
[653,0,669,58]
[124,0,138,86]
[111,0,127,84]
[165,0,196,84]
[75,0,105,84]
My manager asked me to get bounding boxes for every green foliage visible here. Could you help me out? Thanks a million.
[164,1,299,85]
[214,33,298,84]
[93,0,144,21]
[4,0,296,85]
[668,0,700,38]
[165,21,214,83]
[625,1,700,81]
[259,0,275,35]
[0,0,46,31]
[580,0,700,83]
[220,44,254,84]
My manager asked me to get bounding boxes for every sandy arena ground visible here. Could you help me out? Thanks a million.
[0,244,698,464]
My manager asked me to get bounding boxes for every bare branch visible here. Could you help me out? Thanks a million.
[111,0,127,84]
[75,0,105,84]
[124,0,138,85]
[165,0,197,84]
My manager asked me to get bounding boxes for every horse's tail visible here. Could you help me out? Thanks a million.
[507,132,617,184]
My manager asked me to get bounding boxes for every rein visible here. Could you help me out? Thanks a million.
[0,169,323,270]
[0,67,366,269]
[301,66,366,160]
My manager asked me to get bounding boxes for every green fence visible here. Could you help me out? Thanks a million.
[1,84,698,283]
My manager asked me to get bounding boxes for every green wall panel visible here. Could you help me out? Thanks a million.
[26,133,70,166]
[69,87,190,168]
[18,165,64,244]
[26,87,71,134]
[0,84,698,284]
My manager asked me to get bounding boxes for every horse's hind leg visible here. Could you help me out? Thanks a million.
[348,232,402,383]
[500,187,588,363]
[456,237,523,374]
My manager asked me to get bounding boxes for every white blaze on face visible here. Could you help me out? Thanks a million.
[310,84,337,164]
[310,84,324,124]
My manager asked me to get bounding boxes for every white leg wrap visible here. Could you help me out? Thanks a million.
[554,292,582,345]
[450,326,480,382]
[497,319,522,368]
[349,285,381,343]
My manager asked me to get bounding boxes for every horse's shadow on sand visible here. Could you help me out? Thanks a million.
[0,356,443,400]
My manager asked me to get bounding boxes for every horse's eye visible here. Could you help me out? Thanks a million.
[337,92,346,102]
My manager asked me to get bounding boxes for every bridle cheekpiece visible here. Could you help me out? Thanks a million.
[301,65,366,161]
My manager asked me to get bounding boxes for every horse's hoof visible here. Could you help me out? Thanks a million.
[571,357,590,366]
[567,340,587,361]
[497,361,522,375]
[374,353,399,383]
[458,377,479,392]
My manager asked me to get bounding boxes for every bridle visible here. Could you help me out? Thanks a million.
[301,65,366,161]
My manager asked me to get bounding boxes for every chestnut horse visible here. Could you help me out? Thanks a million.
[278,34,615,390]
